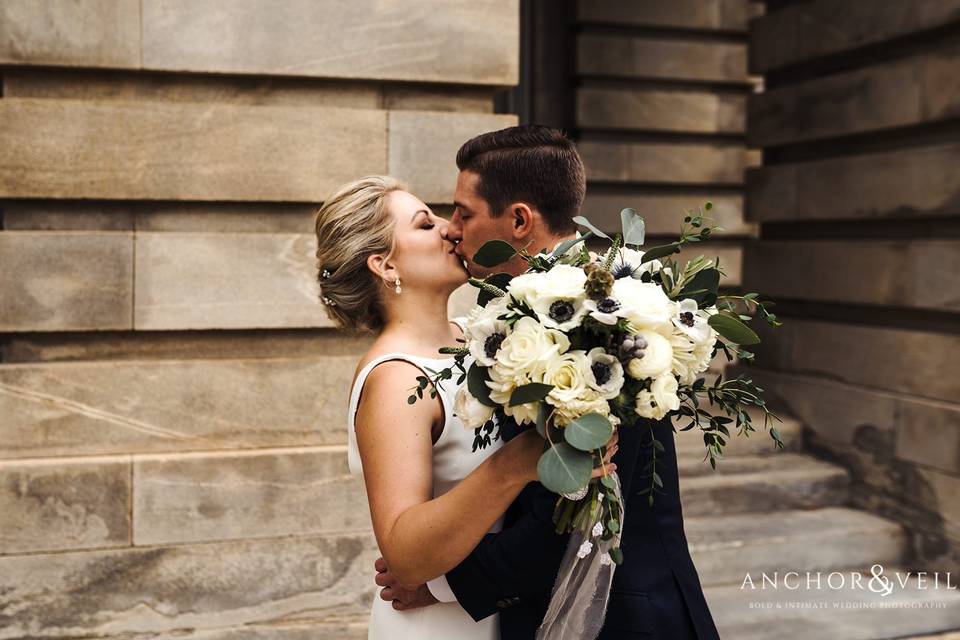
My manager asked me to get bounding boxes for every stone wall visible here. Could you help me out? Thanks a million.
[741,0,960,573]
[0,1,518,638]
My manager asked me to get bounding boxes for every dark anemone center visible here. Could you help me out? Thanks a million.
[597,298,620,314]
[680,311,695,327]
[612,263,636,279]
[549,300,575,323]
[591,362,612,386]
[484,333,506,358]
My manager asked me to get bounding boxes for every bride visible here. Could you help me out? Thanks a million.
[313,176,616,639]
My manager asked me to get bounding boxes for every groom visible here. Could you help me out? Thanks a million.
[374,125,721,640]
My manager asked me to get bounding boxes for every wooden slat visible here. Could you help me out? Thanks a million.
[749,43,960,146]
[141,0,519,85]
[751,318,960,403]
[0,99,387,201]
[0,356,358,460]
[0,0,139,68]
[581,140,747,185]
[744,239,960,312]
[387,111,518,203]
[0,232,133,332]
[750,0,960,73]
[577,0,751,32]
[578,87,746,134]
[577,34,747,83]
[581,192,750,236]
[746,143,960,221]
[134,233,328,330]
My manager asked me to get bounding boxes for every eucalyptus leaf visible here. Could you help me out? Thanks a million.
[509,382,553,407]
[473,240,518,268]
[620,208,646,246]
[572,215,610,239]
[477,272,512,306]
[536,402,549,438]
[708,313,761,346]
[552,232,593,258]
[563,413,613,451]
[679,268,720,306]
[639,242,681,264]
[467,363,497,407]
[537,442,593,495]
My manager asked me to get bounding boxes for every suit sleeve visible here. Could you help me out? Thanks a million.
[443,481,571,622]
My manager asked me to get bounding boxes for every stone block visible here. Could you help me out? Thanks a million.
[134,232,328,330]
[0,232,133,332]
[388,111,518,203]
[581,192,750,237]
[0,356,357,459]
[578,87,746,134]
[0,532,378,639]
[578,34,747,83]
[133,447,369,545]
[578,0,750,32]
[580,140,746,185]
[896,400,960,475]
[141,0,519,85]
[0,0,139,68]
[0,98,387,201]
[0,456,130,555]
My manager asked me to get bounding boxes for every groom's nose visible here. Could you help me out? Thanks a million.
[445,212,463,242]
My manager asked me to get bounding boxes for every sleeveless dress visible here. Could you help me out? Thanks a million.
[347,351,504,640]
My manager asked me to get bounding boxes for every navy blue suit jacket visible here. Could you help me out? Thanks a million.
[445,416,721,640]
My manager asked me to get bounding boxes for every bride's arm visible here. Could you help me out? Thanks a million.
[355,361,543,589]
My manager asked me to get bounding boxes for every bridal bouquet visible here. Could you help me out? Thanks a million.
[411,204,783,567]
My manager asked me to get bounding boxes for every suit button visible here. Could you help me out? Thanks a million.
[496,599,510,609]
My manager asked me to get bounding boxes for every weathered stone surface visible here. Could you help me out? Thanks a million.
[750,0,960,73]
[581,192,751,236]
[0,98,387,201]
[744,239,960,312]
[688,507,907,586]
[578,34,747,83]
[134,203,316,233]
[383,86,495,113]
[0,232,133,332]
[897,400,960,475]
[0,356,357,459]
[748,45,960,146]
[746,143,960,221]
[0,532,378,639]
[3,67,382,108]
[0,0,140,68]
[134,233,328,330]
[2,202,135,231]
[917,468,960,544]
[580,140,746,185]
[578,87,746,134]
[388,111,517,203]
[134,447,369,546]
[141,0,519,85]
[729,365,898,448]
[175,623,368,640]
[0,456,130,555]
[578,0,750,32]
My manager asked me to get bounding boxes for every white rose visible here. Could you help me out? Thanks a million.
[585,347,624,399]
[542,350,590,406]
[454,386,494,430]
[611,278,673,331]
[552,389,610,427]
[493,316,569,382]
[635,374,679,420]
[625,329,674,380]
[668,327,716,386]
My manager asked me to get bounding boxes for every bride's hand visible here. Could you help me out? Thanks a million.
[505,428,619,484]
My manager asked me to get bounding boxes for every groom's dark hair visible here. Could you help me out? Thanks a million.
[456,125,585,235]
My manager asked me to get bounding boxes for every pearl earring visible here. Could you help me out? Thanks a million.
[394,278,402,295]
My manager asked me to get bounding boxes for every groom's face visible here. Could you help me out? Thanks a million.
[448,170,519,278]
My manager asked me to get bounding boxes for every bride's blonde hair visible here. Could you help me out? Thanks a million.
[314,175,407,332]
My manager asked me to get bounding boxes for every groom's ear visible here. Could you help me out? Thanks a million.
[508,203,535,241]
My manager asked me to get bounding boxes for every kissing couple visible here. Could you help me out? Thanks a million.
[313,125,721,639]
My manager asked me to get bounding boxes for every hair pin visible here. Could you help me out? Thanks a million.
[321,295,337,307]
[321,269,332,280]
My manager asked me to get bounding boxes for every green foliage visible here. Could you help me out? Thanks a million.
[537,442,593,495]
[563,413,613,451]
[473,240,517,268]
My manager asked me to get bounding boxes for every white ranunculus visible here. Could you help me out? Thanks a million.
[493,316,569,382]
[671,298,714,344]
[635,373,679,420]
[585,347,624,399]
[611,278,673,331]
[454,386,494,430]
[625,329,674,380]
[668,327,716,386]
[465,298,510,367]
[486,365,541,425]
[542,350,591,406]
[508,265,589,331]
[552,389,611,427]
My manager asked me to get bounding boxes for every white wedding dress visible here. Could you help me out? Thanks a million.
[347,350,504,640]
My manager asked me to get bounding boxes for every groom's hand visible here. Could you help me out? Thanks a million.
[374,556,439,610]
